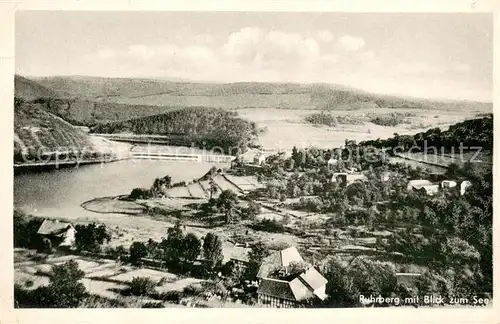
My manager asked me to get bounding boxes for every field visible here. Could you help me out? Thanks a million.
[14,248,209,307]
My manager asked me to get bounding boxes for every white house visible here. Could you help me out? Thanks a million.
[460,180,472,196]
[254,153,266,165]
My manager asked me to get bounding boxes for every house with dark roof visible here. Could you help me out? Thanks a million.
[37,219,76,248]
[256,247,328,307]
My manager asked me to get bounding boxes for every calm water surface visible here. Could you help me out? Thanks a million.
[14,157,228,218]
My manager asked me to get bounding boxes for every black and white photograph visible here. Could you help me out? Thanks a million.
[11,10,493,310]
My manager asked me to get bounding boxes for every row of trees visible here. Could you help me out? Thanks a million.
[129,221,224,273]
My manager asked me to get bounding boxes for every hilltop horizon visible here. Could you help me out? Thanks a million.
[17,74,492,104]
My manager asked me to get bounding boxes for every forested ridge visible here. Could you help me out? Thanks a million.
[360,114,493,151]
[91,107,259,154]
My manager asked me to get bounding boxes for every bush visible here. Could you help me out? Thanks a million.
[183,283,204,297]
[129,241,148,264]
[75,223,111,252]
[250,219,286,233]
[242,202,261,220]
[159,290,182,302]
[13,210,44,249]
[37,238,53,254]
[305,113,365,127]
[129,277,156,296]
[142,302,165,308]
[105,245,128,260]
[16,260,90,308]
[129,188,152,200]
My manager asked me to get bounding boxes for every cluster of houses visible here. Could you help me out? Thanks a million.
[407,179,472,196]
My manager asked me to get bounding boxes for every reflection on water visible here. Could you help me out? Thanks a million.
[14,158,228,218]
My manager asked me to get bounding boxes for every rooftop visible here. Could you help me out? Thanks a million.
[257,247,305,279]
[37,219,74,236]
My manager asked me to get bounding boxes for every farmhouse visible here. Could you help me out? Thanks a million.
[37,219,76,248]
[256,247,328,307]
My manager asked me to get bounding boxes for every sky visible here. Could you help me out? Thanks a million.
[16,11,492,102]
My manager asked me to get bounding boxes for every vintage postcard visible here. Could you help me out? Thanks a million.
[1,1,498,323]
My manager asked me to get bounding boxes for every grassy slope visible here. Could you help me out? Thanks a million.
[14,75,60,101]
[14,103,97,163]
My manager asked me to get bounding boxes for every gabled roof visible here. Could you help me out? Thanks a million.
[289,277,316,301]
[37,219,74,235]
[257,278,296,300]
[256,246,329,303]
[258,269,328,302]
[257,247,305,278]
[280,247,304,267]
[298,267,328,291]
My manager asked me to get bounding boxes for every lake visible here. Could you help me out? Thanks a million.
[14,157,229,219]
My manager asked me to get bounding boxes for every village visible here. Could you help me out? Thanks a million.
[14,140,482,309]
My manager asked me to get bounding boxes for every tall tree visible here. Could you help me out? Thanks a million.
[182,233,201,264]
[161,220,185,263]
[202,232,223,271]
[209,179,218,200]
[44,260,88,308]
[217,190,239,224]
[245,242,270,280]
[75,223,111,252]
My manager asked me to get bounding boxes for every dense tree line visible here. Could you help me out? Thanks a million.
[360,115,493,152]
[305,112,364,127]
[91,107,259,154]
